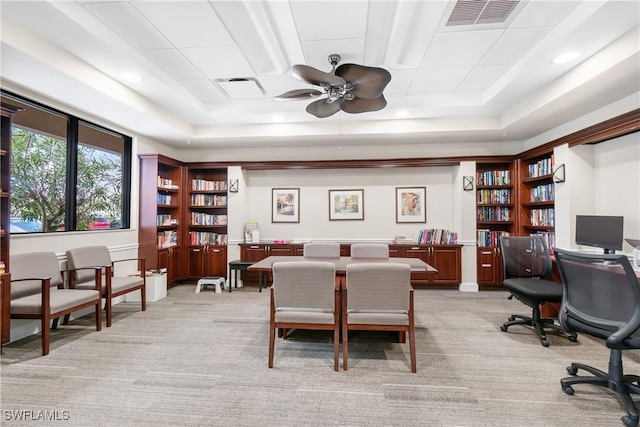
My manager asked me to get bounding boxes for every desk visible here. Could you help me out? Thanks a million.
[248,256,437,292]
[228,260,256,292]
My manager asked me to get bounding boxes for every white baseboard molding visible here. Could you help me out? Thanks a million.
[459,282,479,292]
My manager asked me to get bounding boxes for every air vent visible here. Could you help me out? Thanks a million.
[446,0,519,26]
[214,77,266,100]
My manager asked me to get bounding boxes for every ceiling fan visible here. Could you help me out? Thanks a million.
[274,54,392,118]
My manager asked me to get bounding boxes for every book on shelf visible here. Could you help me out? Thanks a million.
[157,176,178,190]
[413,228,458,245]
[191,179,228,191]
[189,231,228,245]
[190,212,228,226]
[476,170,510,186]
[157,230,177,248]
[477,230,510,247]
[190,194,227,207]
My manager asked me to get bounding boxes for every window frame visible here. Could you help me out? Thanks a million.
[2,89,132,233]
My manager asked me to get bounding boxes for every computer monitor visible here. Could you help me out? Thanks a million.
[575,215,624,254]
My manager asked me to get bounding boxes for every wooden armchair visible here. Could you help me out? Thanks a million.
[269,261,340,371]
[66,246,146,327]
[7,251,101,355]
[343,263,416,372]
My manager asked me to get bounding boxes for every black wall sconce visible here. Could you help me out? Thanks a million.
[463,176,474,191]
[553,164,565,183]
[229,179,239,193]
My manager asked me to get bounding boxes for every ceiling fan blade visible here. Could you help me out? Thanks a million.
[340,95,387,114]
[273,89,323,101]
[335,64,391,99]
[293,64,346,87]
[306,98,342,118]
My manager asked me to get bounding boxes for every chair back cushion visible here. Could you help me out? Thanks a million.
[10,252,62,299]
[303,242,340,258]
[272,261,336,311]
[66,246,111,284]
[554,248,640,345]
[350,243,389,258]
[346,263,411,311]
[500,235,552,278]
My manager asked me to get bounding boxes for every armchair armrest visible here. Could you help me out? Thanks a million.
[10,276,52,316]
[62,266,106,292]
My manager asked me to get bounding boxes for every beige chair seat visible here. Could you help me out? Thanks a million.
[12,289,100,315]
[346,310,409,326]
[76,276,143,295]
[275,308,335,324]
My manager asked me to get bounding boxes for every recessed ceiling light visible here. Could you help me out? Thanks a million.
[552,52,580,64]
[120,72,143,83]
[395,111,410,118]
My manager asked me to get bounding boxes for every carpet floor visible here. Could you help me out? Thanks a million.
[2,284,639,427]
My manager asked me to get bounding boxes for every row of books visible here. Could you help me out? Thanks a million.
[191,179,227,191]
[530,208,555,227]
[189,231,228,245]
[477,188,511,204]
[528,156,553,178]
[157,176,178,190]
[477,206,511,221]
[529,183,555,203]
[414,228,458,245]
[190,212,228,226]
[157,193,173,205]
[531,231,556,250]
[156,214,177,226]
[476,170,510,186]
[157,230,177,248]
[190,194,227,207]
[477,230,510,247]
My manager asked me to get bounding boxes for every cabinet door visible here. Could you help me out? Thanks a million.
[477,248,497,285]
[187,246,206,278]
[401,246,431,285]
[430,246,461,285]
[388,245,402,258]
[240,244,269,286]
[270,245,293,256]
[206,246,227,277]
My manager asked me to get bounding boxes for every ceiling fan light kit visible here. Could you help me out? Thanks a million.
[274,54,391,118]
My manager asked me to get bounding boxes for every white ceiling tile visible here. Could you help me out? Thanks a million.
[290,0,368,41]
[481,27,551,66]
[142,49,203,80]
[511,1,579,28]
[458,64,509,91]
[410,67,473,93]
[180,79,228,103]
[385,69,418,96]
[181,46,255,79]
[82,2,172,50]
[132,1,234,48]
[301,39,366,70]
[420,29,503,68]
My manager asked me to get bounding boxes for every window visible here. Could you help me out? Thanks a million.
[2,91,131,233]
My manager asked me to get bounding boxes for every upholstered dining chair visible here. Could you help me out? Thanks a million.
[350,243,389,258]
[343,263,416,373]
[9,251,102,355]
[554,248,640,427]
[66,246,146,327]
[269,261,340,371]
[499,235,577,347]
[303,242,340,258]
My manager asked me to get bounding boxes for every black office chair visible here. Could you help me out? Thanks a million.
[499,235,577,347]
[554,248,640,427]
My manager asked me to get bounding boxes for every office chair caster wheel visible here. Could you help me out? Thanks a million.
[508,315,516,321]
[500,325,508,332]
[541,339,549,347]
[562,385,574,395]
[568,335,578,342]
[622,415,638,427]
[567,366,578,375]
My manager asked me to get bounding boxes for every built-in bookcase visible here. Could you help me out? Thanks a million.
[476,162,515,286]
[518,152,555,250]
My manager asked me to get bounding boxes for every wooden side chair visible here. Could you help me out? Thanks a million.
[269,261,340,371]
[343,263,416,373]
[8,251,102,355]
[66,246,146,327]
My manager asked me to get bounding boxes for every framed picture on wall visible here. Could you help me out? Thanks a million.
[396,187,426,223]
[272,188,300,223]
[329,189,364,220]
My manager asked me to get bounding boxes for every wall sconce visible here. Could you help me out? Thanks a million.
[553,164,565,183]
[229,179,239,193]
[463,176,474,191]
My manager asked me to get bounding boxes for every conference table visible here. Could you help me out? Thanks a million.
[247,256,438,292]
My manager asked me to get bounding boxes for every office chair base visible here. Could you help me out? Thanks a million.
[501,314,578,347]
[561,352,640,427]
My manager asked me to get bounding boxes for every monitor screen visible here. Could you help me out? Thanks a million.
[575,215,624,254]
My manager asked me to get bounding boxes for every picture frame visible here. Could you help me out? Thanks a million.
[272,188,300,223]
[396,187,426,223]
[329,189,364,221]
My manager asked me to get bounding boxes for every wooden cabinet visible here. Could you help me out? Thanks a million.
[186,165,228,280]
[239,243,295,286]
[517,152,555,249]
[476,161,515,286]
[138,154,185,287]
[187,245,227,278]
[390,244,462,287]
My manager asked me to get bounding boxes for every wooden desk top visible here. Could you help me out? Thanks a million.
[248,256,438,274]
